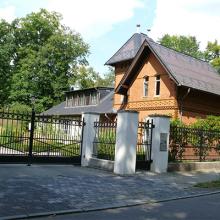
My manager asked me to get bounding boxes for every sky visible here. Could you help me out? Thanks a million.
[0,0,219,75]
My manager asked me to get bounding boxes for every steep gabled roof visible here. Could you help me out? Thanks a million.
[105,33,154,65]
[109,33,220,96]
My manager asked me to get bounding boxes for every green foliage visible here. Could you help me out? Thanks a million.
[169,116,220,162]
[0,9,89,112]
[0,20,15,106]
[169,126,187,162]
[72,66,102,89]
[170,119,185,127]
[159,34,204,59]
[71,66,115,89]
[0,118,80,155]
[95,67,115,87]
[10,102,32,113]
[94,128,116,160]
[0,118,28,149]
[191,115,220,130]
[204,40,220,73]
[194,179,220,188]
[96,142,115,161]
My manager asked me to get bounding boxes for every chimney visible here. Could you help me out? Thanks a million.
[136,24,140,33]
[70,85,75,91]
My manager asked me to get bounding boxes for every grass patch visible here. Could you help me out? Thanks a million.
[194,179,220,188]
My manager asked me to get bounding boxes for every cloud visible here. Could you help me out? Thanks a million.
[46,0,144,40]
[150,0,220,49]
[0,5,16,22]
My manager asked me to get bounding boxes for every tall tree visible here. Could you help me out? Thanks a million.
[0,20,15,106]
[159,34,204,59]
[204,40,220,73]
[96,67,115,87]
[72,66,102,89]
[71,66,115,89]
[9,9,89,112]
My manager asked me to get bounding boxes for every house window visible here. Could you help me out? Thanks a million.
[65,91,98,107]
[155,75,160,96]
[78,93,84,105]
[90,92,97,105]
[73,94,78,106]
[120,95,124,103]
[143,76,149,97]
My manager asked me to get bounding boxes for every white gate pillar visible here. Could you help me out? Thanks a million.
[148,115,170,173]
[81,112,100,166]
[114,110,139,175]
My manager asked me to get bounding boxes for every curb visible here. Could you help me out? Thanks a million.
[1,190,220,220]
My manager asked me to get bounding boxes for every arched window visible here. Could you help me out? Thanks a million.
[143,76,149,97]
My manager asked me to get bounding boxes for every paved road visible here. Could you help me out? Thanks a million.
[0,164,220,219]
[32,193,220,220]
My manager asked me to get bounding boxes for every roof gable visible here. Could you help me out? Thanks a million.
[149,41,220,96]
[110,33,220,96]
[105,33,153,65]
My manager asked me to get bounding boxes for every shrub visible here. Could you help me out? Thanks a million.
[191,115,220,130]
[169,115,220,162]
[170,119,185,127]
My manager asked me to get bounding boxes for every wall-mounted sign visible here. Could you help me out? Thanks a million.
[160,133,168,151]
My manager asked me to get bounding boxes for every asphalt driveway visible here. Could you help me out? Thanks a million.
[0,164,219,220]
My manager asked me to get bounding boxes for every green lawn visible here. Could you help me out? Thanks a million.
[0,138,81,156]
[194,179,220,188]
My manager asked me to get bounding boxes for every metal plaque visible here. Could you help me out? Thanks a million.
[160,133,168,151]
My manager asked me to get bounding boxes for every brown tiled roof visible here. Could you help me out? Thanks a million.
[107,33,220,96]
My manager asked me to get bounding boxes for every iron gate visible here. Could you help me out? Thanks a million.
[136,120,154,170]
[0,110,84,164]
[93,120,117,161]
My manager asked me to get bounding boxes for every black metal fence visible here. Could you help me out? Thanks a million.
[0,111,31,157]
[93,120,117,161]
[92,118,154,171]
[136,120,154,170]
[169,126,220,162]
[0,109,84,164]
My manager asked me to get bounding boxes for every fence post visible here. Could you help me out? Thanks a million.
[199,130,204,162]
[28,109,35,166]
[114,110,139,175]
[148,115,170,173]
[81,112,100,167]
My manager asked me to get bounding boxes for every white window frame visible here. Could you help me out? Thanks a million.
[155,75,160,97]
[120,95,124,103]
[143,76,149,97]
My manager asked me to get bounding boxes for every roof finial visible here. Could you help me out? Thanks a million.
[136,24,140,33]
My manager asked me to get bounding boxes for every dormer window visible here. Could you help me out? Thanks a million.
[66,90,98,107]
[90,92,98,105]
[78,93,84,105]
[143,76,149,97]
[155,75,160,96]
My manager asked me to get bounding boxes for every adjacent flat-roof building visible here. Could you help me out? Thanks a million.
[43,87,116,121]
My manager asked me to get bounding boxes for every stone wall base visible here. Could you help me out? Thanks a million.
[168,161,220,172]
[88,158,114,172]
